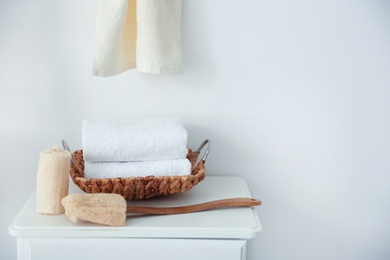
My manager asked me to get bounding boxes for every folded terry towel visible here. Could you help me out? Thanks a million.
[92,0,182,76]
[82,118,188,162]
[136,0,183,74]
[92,0,137,77]
[84,158,191,179]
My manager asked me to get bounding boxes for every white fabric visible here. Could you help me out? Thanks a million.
[92,0,182,76]
[84,159,191,179]
[92,0,137,77]
[82,118,188,162]
[136,0,183,74]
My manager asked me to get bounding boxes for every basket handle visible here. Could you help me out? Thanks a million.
[61,139,74,165]
[196,139,211,164]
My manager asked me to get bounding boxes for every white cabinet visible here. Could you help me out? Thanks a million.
[17,238,247,260]
[10,176,261,260]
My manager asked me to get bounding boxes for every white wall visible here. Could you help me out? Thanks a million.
[1,0,390,259]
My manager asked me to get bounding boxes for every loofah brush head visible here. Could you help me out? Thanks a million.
[62,193,127,226]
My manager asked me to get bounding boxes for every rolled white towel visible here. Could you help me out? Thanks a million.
[82,118,188,162]
[84,159,192,179]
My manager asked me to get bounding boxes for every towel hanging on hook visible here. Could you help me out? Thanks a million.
[92,0,183,77]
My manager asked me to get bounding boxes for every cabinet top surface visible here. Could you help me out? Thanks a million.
[9,176,261,239]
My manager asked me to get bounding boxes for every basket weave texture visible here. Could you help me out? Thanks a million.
[70,149,206,200]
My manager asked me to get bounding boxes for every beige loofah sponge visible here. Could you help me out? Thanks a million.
[36,147,71,214]
[62,193,127,226]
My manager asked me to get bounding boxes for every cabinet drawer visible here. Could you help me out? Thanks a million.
[20,238,247,260]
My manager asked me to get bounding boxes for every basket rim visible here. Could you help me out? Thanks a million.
[70,148,202,180]
[69,149,206,200]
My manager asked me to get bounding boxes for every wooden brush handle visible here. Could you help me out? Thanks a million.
[126,198,261,215]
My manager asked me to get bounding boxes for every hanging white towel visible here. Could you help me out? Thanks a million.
[136,0,183,74]
[92,0,137,77]
[92,0,183,76]
[82,118,188,162]
[84,158,191,179]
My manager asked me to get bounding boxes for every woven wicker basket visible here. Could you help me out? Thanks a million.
[63,140,210,200]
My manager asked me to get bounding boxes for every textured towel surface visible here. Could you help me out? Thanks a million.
[36,147,71,214]
[82,118,188,162]
[136,0,183,74]
[92,0,182,76]
[84,158,191,179]
[92,0,137,77]
[62,194,127,226]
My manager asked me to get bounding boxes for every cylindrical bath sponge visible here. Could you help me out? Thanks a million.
[36,147,71,214]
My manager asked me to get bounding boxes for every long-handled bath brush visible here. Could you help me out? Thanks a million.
[62,193,261,226]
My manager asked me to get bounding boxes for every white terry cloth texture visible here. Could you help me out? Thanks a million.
[84,159,191,179]
[136,0,183,74]
[36,147,71,215]
[92,0,182,76]
[82,118,188,162]
[92,0,137,77]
